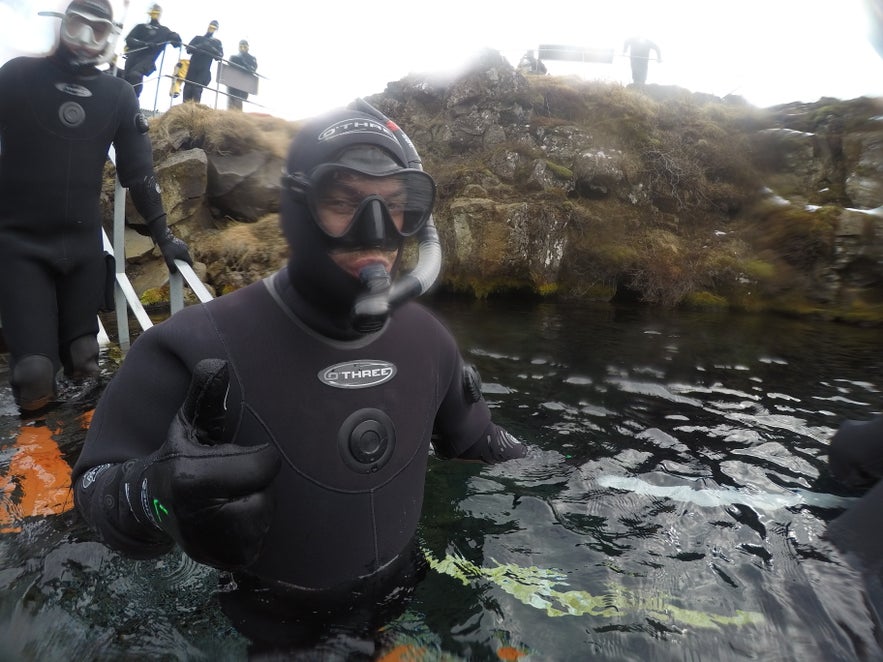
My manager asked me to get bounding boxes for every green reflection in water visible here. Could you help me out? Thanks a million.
[424,549,764,629]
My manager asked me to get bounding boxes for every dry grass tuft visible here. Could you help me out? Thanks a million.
[150,104,299,159]
[192,215,288,293]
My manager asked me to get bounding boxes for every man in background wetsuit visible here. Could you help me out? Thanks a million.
[518,49,547,75]
[72,105,527,654]
[121,3,181,98]
[0,0,192,413]
[623,35,662,85]
[182,19,223,104]
[226,39,257,111]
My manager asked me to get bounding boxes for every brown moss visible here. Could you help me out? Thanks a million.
[683,291,729,309]
[127,67,883,326]
[191,214,289,293]
[741,204,838,270]
[150,103,299,160]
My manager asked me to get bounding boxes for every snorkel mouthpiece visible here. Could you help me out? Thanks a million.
[352,264,392,333]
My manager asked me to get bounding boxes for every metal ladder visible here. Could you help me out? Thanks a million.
[104,175,214,350]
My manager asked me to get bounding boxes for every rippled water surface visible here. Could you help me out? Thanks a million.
[2,298,882,661]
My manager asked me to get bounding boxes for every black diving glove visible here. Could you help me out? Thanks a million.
[147,214,193,269]
[121,359,281,569]
[457,422,527,464]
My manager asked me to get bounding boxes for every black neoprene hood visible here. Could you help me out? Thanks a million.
[68,0,113,21]
[286,110,409,177]
[280,109,413,320]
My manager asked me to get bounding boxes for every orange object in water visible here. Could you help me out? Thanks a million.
[377,643,527,661]
[497,646,528,660]
[0,410,92,533]
[375,644,427,662]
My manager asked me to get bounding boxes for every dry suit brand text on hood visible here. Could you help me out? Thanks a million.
[318,119,397,144]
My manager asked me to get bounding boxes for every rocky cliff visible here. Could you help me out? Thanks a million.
[110,49,883,324]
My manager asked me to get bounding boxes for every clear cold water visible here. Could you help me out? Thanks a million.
[1,298,882,661]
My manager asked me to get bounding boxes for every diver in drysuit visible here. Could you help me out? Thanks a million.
[121,3,182,98]
[72,104,526,653]
[182,19,223,103]
[0,0,191,412]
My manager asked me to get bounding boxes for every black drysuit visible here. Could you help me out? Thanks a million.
[227,51,257,109]
[73,268,492,590]
[623,36,661,85]
[122,20,181,97]
[0,54,161,392]
[182,33,223,103]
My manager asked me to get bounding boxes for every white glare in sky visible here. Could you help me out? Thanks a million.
[1,0,882,120]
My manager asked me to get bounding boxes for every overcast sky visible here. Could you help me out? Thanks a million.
[2,0,883,121]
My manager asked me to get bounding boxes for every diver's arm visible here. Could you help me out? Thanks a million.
[431,358,527,464]
[128,175,192,268]
[164,29,182,48]
[127,174,192,268]
[453,421,527,463]
[124,26,146,51]
[111,89,191,268]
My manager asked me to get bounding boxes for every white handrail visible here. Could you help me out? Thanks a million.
[107,170,214,350]
[102,221,152,350]
[170,259,214,311]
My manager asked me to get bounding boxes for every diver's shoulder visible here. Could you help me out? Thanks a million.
[0,55,42,74]
[395,301,455,335]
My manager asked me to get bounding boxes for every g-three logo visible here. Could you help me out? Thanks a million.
[318,118,397,144]
[80,463,112,489]
[54,82,92,97]
[319,360,397,389]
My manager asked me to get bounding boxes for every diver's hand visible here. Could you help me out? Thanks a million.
[147,214,193,269]
[156,228,193,269]
[123,359,281,569]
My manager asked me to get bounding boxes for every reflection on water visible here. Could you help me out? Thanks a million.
[2,298,882,660]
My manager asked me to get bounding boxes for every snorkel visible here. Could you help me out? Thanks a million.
[349,98,443,333]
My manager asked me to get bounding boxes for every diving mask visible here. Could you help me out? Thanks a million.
[284,163,436,250]
[61,6,114,56]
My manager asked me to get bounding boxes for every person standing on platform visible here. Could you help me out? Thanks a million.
[226,39,257,111]
[182,19,223,104]
[623,35,661,85]
[121,3,181,98]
